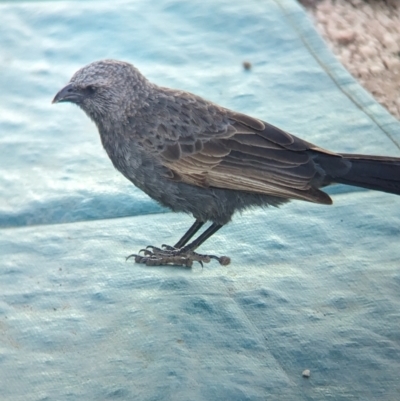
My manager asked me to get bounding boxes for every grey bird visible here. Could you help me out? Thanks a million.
[53,59,400,267]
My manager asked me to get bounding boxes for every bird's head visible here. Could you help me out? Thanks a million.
[53,59,150,122]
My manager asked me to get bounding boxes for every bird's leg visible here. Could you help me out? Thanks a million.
[128,222,230,267]
[179,223,223,253]
[139,219,205,253]
[174,220,205,248]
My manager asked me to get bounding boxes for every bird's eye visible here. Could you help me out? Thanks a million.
[85,85,96,95]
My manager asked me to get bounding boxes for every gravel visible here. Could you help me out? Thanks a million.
[299,0,400,119]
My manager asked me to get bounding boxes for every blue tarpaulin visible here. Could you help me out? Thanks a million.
[1,1,399,400]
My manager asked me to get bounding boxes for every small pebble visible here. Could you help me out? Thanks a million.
[243,61,252,70]
[302,369,311,378]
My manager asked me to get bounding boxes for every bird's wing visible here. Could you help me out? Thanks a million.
[138,90,335,204]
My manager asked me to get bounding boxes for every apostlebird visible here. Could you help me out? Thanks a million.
[53,59,400,267]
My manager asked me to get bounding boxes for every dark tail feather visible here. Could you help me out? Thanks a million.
[335,154,400,195]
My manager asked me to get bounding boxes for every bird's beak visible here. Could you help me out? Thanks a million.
[52,83,83,104]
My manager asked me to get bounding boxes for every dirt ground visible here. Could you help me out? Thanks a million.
[299,0,400,120]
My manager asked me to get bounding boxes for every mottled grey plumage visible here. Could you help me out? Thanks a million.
[53,59,400,266]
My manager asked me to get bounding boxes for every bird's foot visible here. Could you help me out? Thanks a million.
[126,244,230,267]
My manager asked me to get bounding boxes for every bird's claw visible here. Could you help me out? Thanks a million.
[161,244,177,251]
[127,244,230,267]
[208,254,231,266]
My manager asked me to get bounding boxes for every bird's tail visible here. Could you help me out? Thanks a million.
[335,154,400,195]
